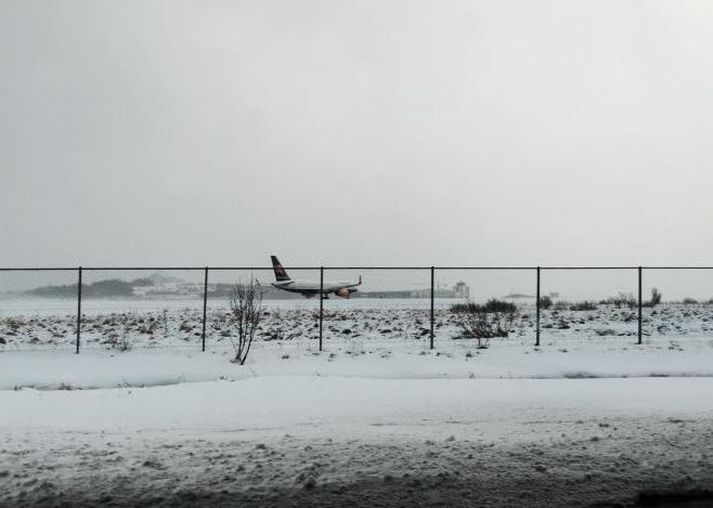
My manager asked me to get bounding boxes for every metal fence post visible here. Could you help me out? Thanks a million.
[430,266,435,350]
[637,266,643,345]
[76,266,82,354]
[201,266,209,352]
[319,266,324,352]
[535,266,541,347]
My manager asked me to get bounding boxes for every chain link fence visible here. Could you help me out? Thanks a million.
[2,266,713,353]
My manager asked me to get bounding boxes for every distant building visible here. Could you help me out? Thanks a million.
[453,281,469,299]
[355,282,470,299]
[352,290,414,299]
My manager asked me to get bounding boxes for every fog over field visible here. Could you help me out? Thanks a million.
[2,0,713,269]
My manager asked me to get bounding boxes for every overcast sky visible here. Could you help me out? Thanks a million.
[2,0,713,268]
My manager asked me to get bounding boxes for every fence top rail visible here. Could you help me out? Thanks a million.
[643,266,713,270]
[0,267,81,272]
[2,265,713,271]
[540,266,639,270]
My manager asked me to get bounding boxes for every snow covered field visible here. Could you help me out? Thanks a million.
[2,302,713,506]
[3,299,713,352]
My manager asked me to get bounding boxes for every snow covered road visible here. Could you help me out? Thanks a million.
[2,376,713,507]
[2,377,713,437]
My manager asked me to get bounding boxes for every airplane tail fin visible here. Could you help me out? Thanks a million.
[271,255,291,282]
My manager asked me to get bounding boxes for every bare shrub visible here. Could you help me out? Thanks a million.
[553,301,570,311]
[601,292,637,309]
[538,296,553,309]
[228,279,265,365]
[450,302,481,314]
[450,299,516,314]
[569,301,597,311]
[452,302,516,349]
[643,288,662,308]
[161,308,169,336]
[106,333,132,352]
[116,336,132,352]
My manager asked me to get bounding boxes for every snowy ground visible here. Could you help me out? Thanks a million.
[3,299,713,353]
[2,333,713,391]
[1,375,713,507]
[2,302,713,506]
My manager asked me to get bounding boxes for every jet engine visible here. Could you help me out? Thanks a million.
[335,288,351,298]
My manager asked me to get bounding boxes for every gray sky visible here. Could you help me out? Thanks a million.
[2,0,713,268]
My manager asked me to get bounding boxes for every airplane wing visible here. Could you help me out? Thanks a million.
[324,275,362,292]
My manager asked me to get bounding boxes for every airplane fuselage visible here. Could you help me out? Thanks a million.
[271,279,358,297]
[269,255,361,298]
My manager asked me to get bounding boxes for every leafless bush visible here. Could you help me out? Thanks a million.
[105,332,132,352]
[161,308,169,336]
[116,335,132,352]
[454,306,516,349]
[601,292,637,309]
[569,301,598,311]
[228,279,265,365]
[538,296,553,309]
[643,288,662,308]
[553,301,570,311]
[450,299,516,314]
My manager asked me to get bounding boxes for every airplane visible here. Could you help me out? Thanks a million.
[269,255,361,298]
